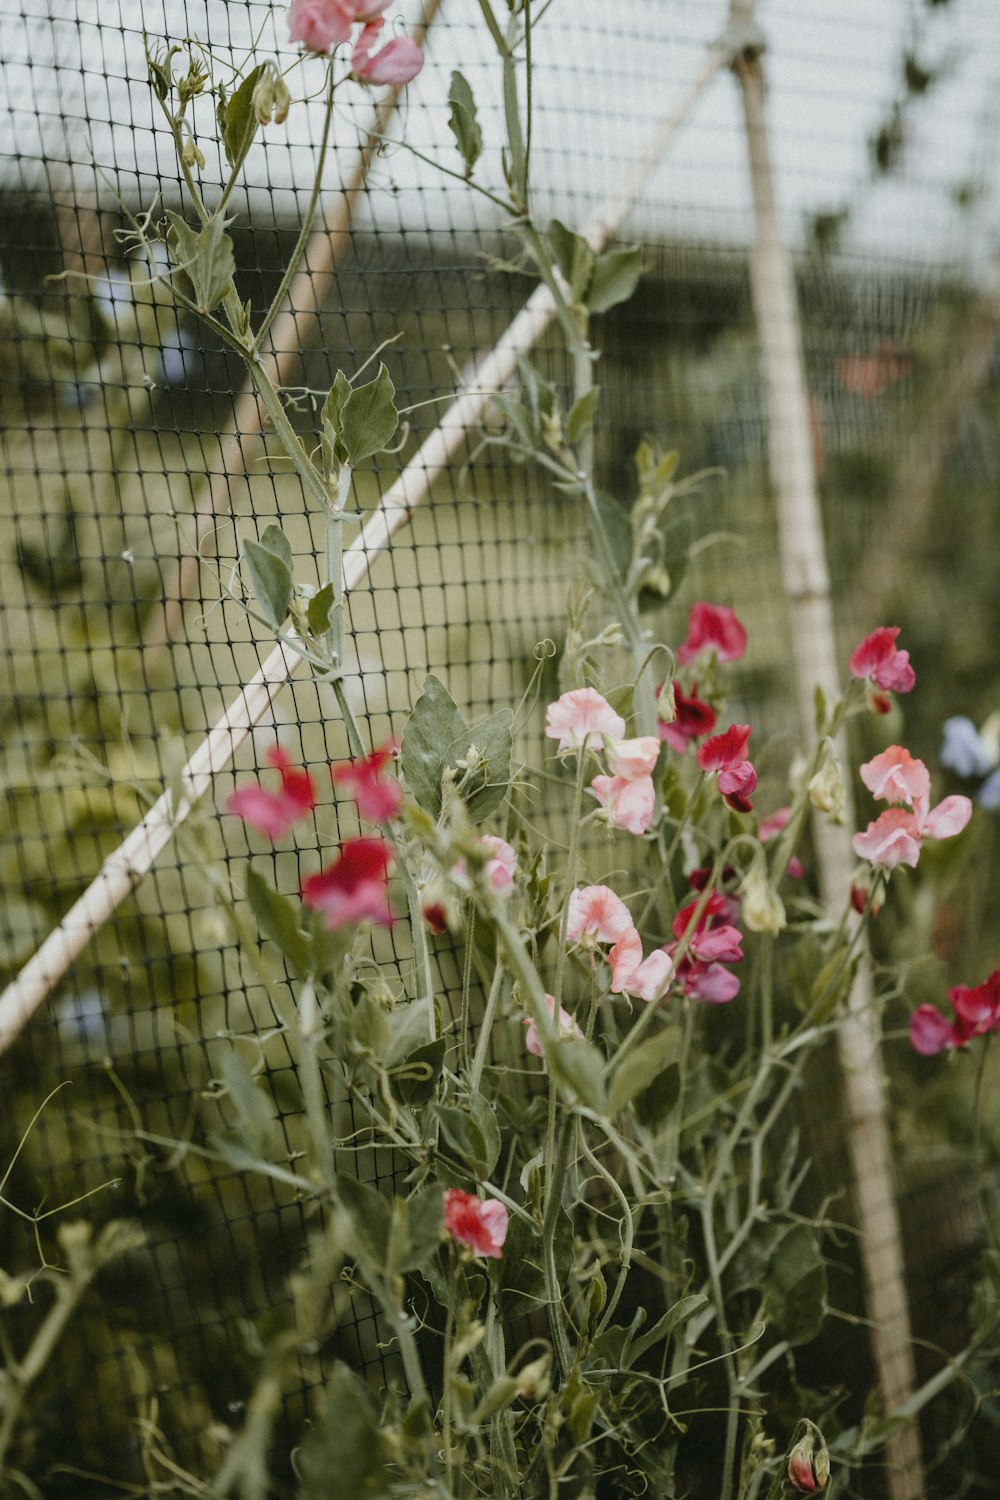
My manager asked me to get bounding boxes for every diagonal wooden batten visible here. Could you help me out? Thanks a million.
[0,38,732,1052]
[729,3,923,1495]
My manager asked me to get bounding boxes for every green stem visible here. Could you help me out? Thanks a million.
[470,966,505,1094]
[541,1116,575,1377]
[298,978,334,1186]
[460,901,477,1070]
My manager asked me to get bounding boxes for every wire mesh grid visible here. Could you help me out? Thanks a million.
[2,0,1000,1491]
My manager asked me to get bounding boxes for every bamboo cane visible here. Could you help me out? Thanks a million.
[729,6,924,1497]
[0,36,734,1053]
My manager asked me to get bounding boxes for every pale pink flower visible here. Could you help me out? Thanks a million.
[859,745,930,808]
[590,773,655,835]
[566,885,634,946]
[677,602,747,666]
[919,795,973,840]
[288,0,353,52]
[608,924,643,991]
[621,948,674,1003]
[351,19,424,84]
[524,994,584,1057]
[606,736,661,780]
[545,688,626,754]
[479,834,517,892]
[226,745,317,839]
[849,626,915,695]
[443,1189,508,1259]
[852,808,923,868]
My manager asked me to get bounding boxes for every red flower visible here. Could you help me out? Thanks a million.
[677,602,747,666]
[848,627,915,708]
[332,739,403,823]
[909,970,1000,1054]
[443,1188,509,1259]
[302,836,394,929]
[665,892,743,1004]
[697,724,757,812]
[226,746,317,839]
[658,682,717,752]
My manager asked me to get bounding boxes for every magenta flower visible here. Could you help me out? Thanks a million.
[677,602,747,666]
[909,970,1000,1054]
[590,773,656,835]
[697,724,757,812]
[288,0,353,52]
[524,994,584,1057]
[909,1004,959,1056]
[302,836,394,928]
[332,738,403,823]
[226,746,317,839]
[849,626,915,711]
[566,885,634,946]
[666,892,743,1004]
[351,19,424,84]
[545,688,626,754]
[658,681,717,752]
[443,1188,508,1259]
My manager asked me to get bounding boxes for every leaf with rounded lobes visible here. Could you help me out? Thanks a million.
[242,532,294,628]
[219,64,265,170]
[448,69,482,174]
[607,1025,681,1117]
[587,245,643,314]
[401,674,467,817]
[245,867,311,977]
[766,1224,828,1345]
[443,708,514,824]
[339,362,398,464]
[547,218,596,303]
[297,1363,392,1499]
[165,211,236,313]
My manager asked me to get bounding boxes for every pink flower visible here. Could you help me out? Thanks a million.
[919,796,973,840]
[658,682,717,752]
[859,745,929,808]
[849,626,916,704]
[678,962,741,1004]
[608,924,643,991]
[351,19,424,84]
[852,807,923,869]
[909,1003,958,1056]
[677,602,747,666]
[545,688,626,754]
[288,0,353,53]
[697,724,757,813]
[566,885,634,946]
[619,948,674,1003]
[524,994,584,1057]
[302,836,394,928]
[590,773,655,835]
[479,834,517,892]
[332,738,403,822]
[667,892,743,1004]
[908,970,1000,1054]
[606,736,661,780]
[226,745,317,839]
[443,1188,508,1259]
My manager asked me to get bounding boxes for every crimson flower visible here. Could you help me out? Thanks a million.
[697,724,757,812]
[351,19,424,84]
[302,836,394,929]
[909,969,1000,1054]
[332,738,402,822]
[677,602,747,666]
[666,892,743,1004]
[443,1188,509,1259]
[658,681,717,752]
[848,626,915,711]
[226,746,317,839]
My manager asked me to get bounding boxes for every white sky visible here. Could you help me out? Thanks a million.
[2,0,999,273]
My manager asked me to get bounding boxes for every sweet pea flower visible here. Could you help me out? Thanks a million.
[665,892,743,1003]
[615,947,674,1003]
[524,994,584,1057]
[545,688,626,754]
[479,834,517,892]
[677,602,747,666]
[332,738,402,822]
[608,924,643,991]
[590,773,656,835]
[605,735,660,780]
[909,970,1000,1054]
[697,724,757,813]
[443,1188,508,1259]
[909,1004,958,1056]
[658,682,717,752]
[226,745,317,839]
[351,19,424,84]
[566,885,634,947]
[852,746,972,868]
[302,836,394,928]
[848,626,915,711]
[288,0,353,53]
[859,745,929,808]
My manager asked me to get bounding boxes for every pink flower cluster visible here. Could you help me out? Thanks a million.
[523,993,584,1058]
[443,1188,509,1259]
[563,879,743,1008]
[910,969,1000,1055]
[545,688,660,836]
[848,626,915,714]
[851,745,972,869]
[226,745,317,839]
[288,0,424,83]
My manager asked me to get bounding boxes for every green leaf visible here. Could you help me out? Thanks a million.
[635,1063,681,1128]
[401,675,467,817]
[220,64,265,170]
[433,1103,495,1178]
[321,370,353,471]
[766,1225,827,1345]
[306,581,335,638]
[444,708,514,824]
[586,244,643,314]
[566,386,600,445]
[563,1365,601,1444]
[388,1036,446,1106]
[383,998,435,1067]
[165,211,236,313]
[547,218,596,303]
[336,1174,391,1268]
[297,1363,392,1499]
[218,1045,275,1157]
[245,868,311,977]
[340,363,398,464]
[547,1036,606,1113]
[590,488,632,584]
[243,533,294,629]
[467,1092,502,1177]
[393,1185,443,1274]
[607,1025,681,1117]
[624,1293,708,1367]
[447,70,482,174]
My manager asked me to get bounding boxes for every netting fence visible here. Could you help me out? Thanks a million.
[2,0,1000,1495]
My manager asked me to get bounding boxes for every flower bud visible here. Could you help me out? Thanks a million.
[808,754,845,819]
[739,858,786,936]
[656,681,677,725]
[787,1424,830,1493]
[181,138,206,170]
